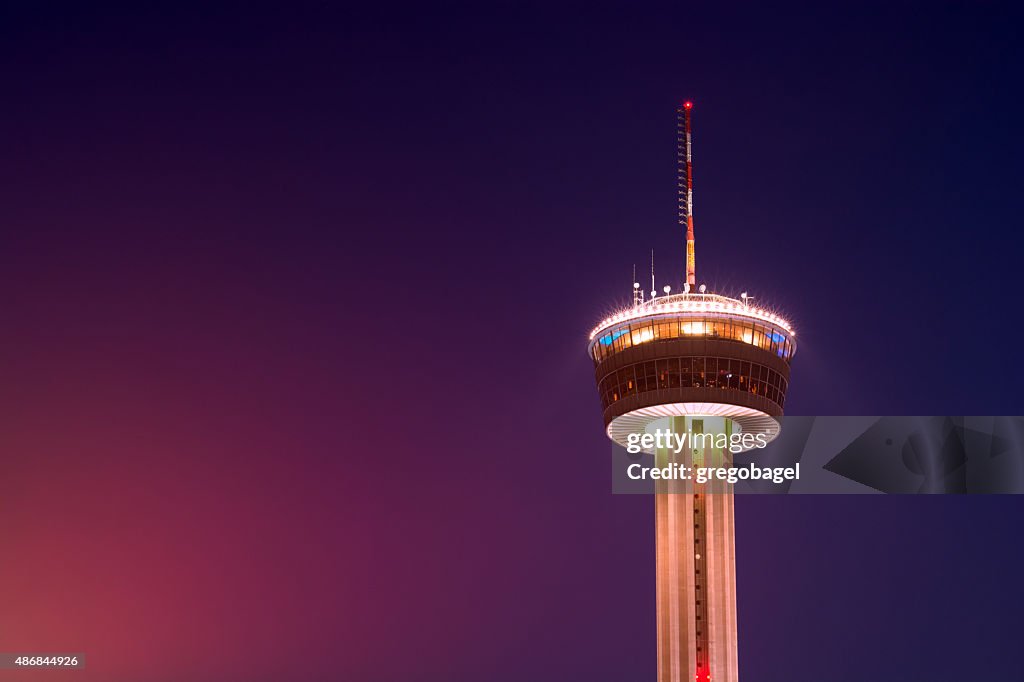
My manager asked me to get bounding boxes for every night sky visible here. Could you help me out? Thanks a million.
[2,3,1024,681]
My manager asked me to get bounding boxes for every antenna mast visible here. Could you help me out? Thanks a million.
[677,101,696,288]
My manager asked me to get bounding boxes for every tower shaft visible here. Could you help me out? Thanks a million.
[655,416,739,682]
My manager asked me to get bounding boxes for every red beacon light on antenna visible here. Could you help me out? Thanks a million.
[683,100,693,109]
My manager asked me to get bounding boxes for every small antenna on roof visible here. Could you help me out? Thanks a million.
[633,264,643,306]
[650,249,656,298]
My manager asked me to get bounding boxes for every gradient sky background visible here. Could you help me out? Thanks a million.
[2,3,1023,681]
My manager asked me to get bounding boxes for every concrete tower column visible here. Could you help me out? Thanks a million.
[655,416,739,682]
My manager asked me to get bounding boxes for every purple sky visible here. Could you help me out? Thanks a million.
[2,4,1023,681]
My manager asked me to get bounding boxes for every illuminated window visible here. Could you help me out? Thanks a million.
[657,358,675,389]
[666,358,680,388]
[631,322,654,346]
[642,361,657,392]
[682,320,706,335]
[704,358,717,387]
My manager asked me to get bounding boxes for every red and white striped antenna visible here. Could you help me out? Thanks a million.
[677,100,696,288]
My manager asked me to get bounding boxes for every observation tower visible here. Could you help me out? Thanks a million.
[586,102,797,682]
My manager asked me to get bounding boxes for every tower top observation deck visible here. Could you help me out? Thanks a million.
[586,102,797,454]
